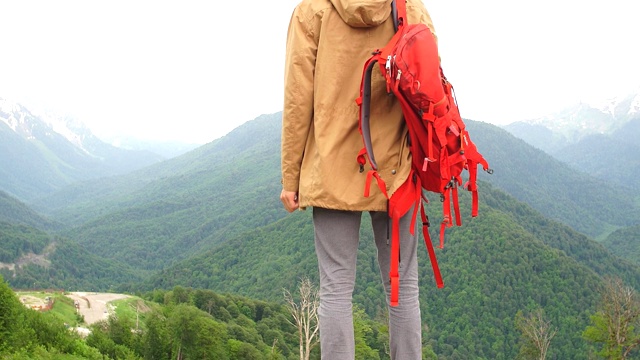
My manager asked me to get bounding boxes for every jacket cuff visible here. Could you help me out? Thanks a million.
[281,177,299,192]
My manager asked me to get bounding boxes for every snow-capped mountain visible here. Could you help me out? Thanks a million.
[0,97,164,202]
[1,98,36,138]
[1,98,93,153]
[503,89,640,190]
[514,90,640,144]
[590,90,640,119]
[505,89,640,149]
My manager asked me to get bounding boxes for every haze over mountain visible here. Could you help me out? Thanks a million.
[507,90,640,146]
[503,89,640,190]
[1,98,167,201]
[0,190,60,231]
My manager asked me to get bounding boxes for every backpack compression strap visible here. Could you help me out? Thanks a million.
[421,205,444,288]
[388,172,443,306]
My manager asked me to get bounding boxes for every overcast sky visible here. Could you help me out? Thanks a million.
[1,0,638,144]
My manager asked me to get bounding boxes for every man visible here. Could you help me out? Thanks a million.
[280,0,436,358]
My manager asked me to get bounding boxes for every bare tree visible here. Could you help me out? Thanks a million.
[515,308,557,360]
[284,277,320,360]
[584,277,640,359]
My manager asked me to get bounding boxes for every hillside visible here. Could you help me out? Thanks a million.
[552,119,640,190]
[145,182,640,359]
[33,113,285,271]
[0,221,143,290]
[467,120,640,240]
[602,225,640,265]
[0,190,60,231]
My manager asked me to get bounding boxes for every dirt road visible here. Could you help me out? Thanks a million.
[66,292,131,325]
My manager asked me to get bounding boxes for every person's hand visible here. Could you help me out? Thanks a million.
[280,189,299,212]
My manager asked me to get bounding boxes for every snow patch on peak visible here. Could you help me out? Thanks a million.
[19,104,94,152]
[35,111,82,145]
[587,89,640,118]
[629,93,640,116]
[589,96,619,117]
[0,97,93,153]
[0,98,23,131]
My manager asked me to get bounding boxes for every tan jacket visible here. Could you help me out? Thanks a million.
[281,0,436,211]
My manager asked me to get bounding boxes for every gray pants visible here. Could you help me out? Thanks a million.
[313,207,422,360]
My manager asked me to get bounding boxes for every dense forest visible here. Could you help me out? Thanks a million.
[0,275,429,359]
[0,221,143,291]
[602,225,640,264]
[4,274,640,359]
[141,183,640,359]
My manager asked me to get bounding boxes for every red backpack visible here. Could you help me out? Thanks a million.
[355,0,492,306]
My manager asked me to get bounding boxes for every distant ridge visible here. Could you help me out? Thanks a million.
[502,90,640,191]
[0,97,164,201]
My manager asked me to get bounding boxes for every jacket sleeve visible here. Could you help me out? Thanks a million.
[281,6,319,192]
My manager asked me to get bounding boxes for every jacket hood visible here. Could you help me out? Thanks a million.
[329,0,393,27]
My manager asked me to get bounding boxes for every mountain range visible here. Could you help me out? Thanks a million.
[504,90,640,190]
[1,97,640,358]
[0,97,197,201]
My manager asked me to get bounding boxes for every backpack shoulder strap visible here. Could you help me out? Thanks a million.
[393,0,408,28]
[391,0,399,31]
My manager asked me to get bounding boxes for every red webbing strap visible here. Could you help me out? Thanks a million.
[421,203,430,238]
[465,161,480,217]
[439,224,446,250]
[389,175,425,306]
[472,189,479,218]
[421,205,444,288]
[440,189,452,249]
[452,186,461,226]
[409,176,422,236]
[389,215,401,307]
[422,120,435,171]
[395,0,407,27]
[364,170,389,198]
[357,147,367,172]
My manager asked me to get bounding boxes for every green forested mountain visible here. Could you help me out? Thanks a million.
[30,112,283,224]
[0,221,143,290]
[602,225,640,265]
[552,119,640,190]
[504,108,640,191]
[0,190,60,231]
[30,113,285,271]
[143,182,640,359]
[467,120,640,240]
[26,115,639,276]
